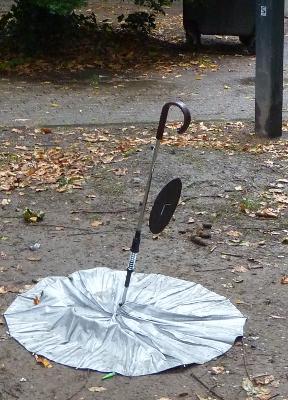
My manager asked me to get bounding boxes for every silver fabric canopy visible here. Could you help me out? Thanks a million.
[5,267,246,376]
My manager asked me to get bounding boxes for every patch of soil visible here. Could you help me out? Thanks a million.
[0,122,288,399]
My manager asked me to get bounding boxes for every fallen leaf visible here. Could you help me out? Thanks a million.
[88,386,107,392]
[0,286,7,294]
[23,208,45,223]
[231,266,248,273]
[27,256,42,262]
[35,355,53,368]
[33,296,41,305]
[11,128,23,134]
[0,284,34,295]
[15,145,28,151]
[242,378,270,397]
[227,230,242,238]
[90,220,103,228]
[281,275,288,284]
[1,199,11,206]
[253,375,275,386]
[112,168,128,176]
[210,366,225,375]
[255,209,279,219]
[40,128,52,134]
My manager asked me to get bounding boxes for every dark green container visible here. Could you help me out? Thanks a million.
[183,0,255,52]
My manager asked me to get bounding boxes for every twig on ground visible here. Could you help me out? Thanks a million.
[220,252,244,258]
[268,394,280,400]
[241,338,251,380]
[191,371,226,400]
[194,267,230,273]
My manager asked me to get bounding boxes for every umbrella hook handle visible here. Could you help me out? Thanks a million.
[156,101,191,140]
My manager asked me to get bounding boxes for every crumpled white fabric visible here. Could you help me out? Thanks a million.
[5,267,246,376]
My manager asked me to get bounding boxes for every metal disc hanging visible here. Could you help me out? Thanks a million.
[149,178,182,234]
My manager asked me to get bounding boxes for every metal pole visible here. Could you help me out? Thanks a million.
[255,0,284,138]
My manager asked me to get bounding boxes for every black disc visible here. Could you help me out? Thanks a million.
[149,178,182,234]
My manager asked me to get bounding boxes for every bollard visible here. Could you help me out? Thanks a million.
[255,0,284,138]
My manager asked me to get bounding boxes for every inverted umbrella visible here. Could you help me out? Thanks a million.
[5,102,246,377]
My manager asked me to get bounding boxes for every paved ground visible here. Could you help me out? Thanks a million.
[1,3,288,400]
[1,1,287,127]
[0,122,288,400]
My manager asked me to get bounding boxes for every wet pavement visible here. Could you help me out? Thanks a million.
[0,2,288,126]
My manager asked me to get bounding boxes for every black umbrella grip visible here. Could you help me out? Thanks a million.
[156,101,191,140]
[130,230,141,253]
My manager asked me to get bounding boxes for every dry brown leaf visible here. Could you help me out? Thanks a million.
[0,284,34,295]
[40,128,52,134]
[255,209,279,219]
[26,256,42,262]
[231,266,248,273]
[112,168,128,176]
[88,386,107,392]
[242,378,270,397]
[210,366,225,375]
[90,220,103,228]
[33,296,41,305]
[226,230,242,238]
[35,355,53,368]
[253,375,275,386]
[281,275,288,284]
[0,286,8,294]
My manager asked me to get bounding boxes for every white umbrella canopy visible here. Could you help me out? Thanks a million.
[5,267,246,376]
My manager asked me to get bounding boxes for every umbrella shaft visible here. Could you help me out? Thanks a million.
[136,140,161,232]
[120,252,137,306]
